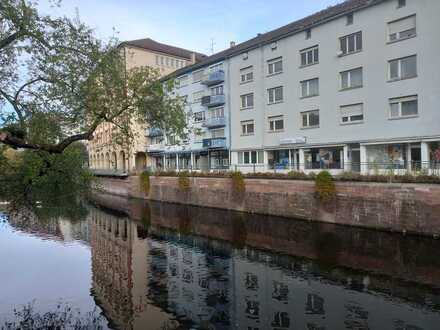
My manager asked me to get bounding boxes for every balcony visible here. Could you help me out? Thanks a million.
[203,117,226,128]
[201,94,225,108]
[202,137,227,149]
[201,70,225,86]
[146,127,163,137]
[147,143,165,153]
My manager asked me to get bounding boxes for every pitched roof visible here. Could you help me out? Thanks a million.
[164,0,387,80]
[120,38,207,62]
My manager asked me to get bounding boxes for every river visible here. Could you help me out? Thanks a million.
[0,195,439,329]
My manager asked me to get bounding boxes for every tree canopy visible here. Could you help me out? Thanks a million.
[0,0,186,153]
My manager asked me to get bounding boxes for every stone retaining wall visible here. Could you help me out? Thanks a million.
[95,175,440,236]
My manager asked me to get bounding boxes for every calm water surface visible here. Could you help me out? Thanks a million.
[0,195,440,329]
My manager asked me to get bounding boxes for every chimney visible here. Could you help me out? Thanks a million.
[230,41,236,48]
[190,52,196,64]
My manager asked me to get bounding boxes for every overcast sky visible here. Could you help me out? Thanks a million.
[38,0,343,55]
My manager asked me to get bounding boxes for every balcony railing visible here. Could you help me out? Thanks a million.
[202,137,227,149]
[201,70,225,86]
[203,117,226,128]
[146,127,163,137]
[201,94,225,107]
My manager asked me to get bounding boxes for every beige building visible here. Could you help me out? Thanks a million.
[88,38,205,172]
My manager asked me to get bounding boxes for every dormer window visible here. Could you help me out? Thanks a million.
[347,13,354,25]
[398,0,406,8]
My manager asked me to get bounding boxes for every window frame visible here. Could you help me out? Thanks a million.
[238,150,264,165]
[340,103,364,125]
[389,95,418,119]
[240,66,254,84]
[340,67,363,90]
[192,69,204,83]
[193,111,206,123]
[300,45,319,67]
[268,86,284,104]
[339,31,363,56]
[388,55,417,82]
[240,93,254,110]
[241,120,255,136]
[268,115,284,132]
[387,15,417,43]
[300,78,319,98]
[301,110,320,129]
[192,90,204,104]
[267,57,283,76]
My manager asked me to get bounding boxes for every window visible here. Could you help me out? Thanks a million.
[208,107,224,119]
[211,85,224,96]
[241,120,254,135]
[270,42,277,50]
[389,55,417,80]
[340,103,364,124]
[301,78,319,98]
[192,70,204,83]
[209,63,223,73]
[155,55,159,65]
[241,93,254,109]
[398,0,406,8]
[306,28,311,39]
[388,15,416,42]
[240,66,253,83]
[340,31,362,55]
[178,75,189,87]
[160,56,164,65]
[301,110,320,128]
[171,59,175,67]
[192,90,204,103]
[268,57,283,75]
[238,151,264,164]
[268,115,284,131]
[194,111,205,122]
[300,46,319,67]
[268,86,283,104]
[340,67,363,90]
[347,13,354,25]
[166,57,170,67]
[389,96,418,119]
[211,128,225,138]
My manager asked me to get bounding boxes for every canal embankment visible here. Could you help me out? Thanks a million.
[94,175,440,237]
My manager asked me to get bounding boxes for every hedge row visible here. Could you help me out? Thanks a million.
[151,170,440,184]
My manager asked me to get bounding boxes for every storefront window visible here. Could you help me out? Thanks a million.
[304,147,343,169]
[366,144,407,170]
[268,150,290,169]
[430,142,440,163]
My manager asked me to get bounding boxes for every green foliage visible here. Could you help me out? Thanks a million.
[231,171,246,196]
[315,171,336,202]
[0,146,93,207]
[0,0,187,153]
[178,171,191,191]
[139,170,151,195]
[287,171,308,180]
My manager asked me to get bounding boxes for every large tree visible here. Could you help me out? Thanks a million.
[0,0,186,154]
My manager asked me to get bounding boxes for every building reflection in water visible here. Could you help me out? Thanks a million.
[6,195,440,330]
[87,194,440,330]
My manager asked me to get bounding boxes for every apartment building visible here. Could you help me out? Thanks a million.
[88,38,206,172]
[160,0,439,175]
[154,55,232,171]
[227,0,440,174]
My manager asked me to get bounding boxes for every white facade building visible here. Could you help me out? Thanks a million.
[228,0,440,174]
[162,0,440,175]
